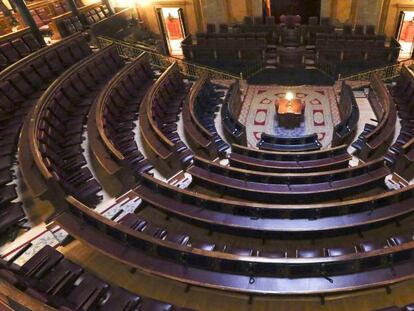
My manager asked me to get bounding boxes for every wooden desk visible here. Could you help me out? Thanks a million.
[276,98,303,128]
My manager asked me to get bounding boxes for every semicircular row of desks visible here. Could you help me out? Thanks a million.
[1,29,412,308]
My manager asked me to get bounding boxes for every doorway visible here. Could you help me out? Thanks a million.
[269,0,320,23]
[156,7,187,57]
[396,11,414,60]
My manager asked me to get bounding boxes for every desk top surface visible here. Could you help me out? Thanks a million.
[277,98,303,115]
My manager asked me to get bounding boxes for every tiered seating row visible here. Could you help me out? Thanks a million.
[0,28,42,70]
[50,193,414,295]
[88,52,153,192]
[183,73,229,160]
[50,2,112,40]
[332,81,359,146]
[14,0,76,34]
[0,245,193,310]
[187,156,388,203]
[27,1,112,41]
[24,43,124,205]
[257,132,322,151]
[229,144,351,173]
[134,173,414,235]
[221,81,246,145]
[83,2,110,25]
[352,74,397,161]
[48,13,84,40]
[2,33,93,234]
[387,65,414,179]
[139,62,193,176]
[52,4,134,42]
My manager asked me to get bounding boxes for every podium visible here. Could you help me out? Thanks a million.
[276,98,304,128]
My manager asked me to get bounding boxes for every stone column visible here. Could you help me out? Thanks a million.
[378,0,391,34]
[350,0,359,26]
[320,0,332,18]
[251,0,263,17]
[355,0,382,28]
[193,0,205,32]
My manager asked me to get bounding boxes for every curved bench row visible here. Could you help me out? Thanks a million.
[257,132,322,152]
[187,156,388,203]
[50,195,414,295]
[387,65,414,180]
[21,43,124,206]
[88,52,154,193]
[134,173,414,235]
[192,155,387,184]
[352,73,397,161]
[183,73,229,160]
[221,81,246,145]
[139,62,193,177]
[0,28,42,71]
[228,143,352,173]
[1,32,91,234]
[332,81,359,146]
[0,245,193,310]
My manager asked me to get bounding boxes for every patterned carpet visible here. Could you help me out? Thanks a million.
[239,85,340,148]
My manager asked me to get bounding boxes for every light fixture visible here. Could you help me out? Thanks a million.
[285,91,294,101]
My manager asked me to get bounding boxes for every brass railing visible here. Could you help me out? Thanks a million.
[315,62,338,80]
[338,59,414,82]
[98,36,414,83]
[97,36,243,81]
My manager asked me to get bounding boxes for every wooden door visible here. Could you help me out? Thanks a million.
[155,7,171,55]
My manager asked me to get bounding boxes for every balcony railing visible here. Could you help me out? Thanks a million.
[338,59,414,82]
[97,36,243,81]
